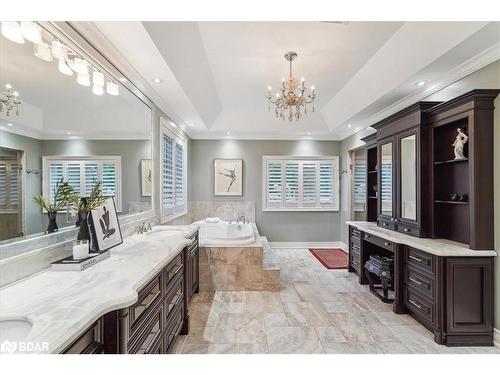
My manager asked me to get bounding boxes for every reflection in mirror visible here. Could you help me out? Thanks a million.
[352,148,367,221]
[400,134,416,220]
[380,142,392,217]
[0,23,152,243]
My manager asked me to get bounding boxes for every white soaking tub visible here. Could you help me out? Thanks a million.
[195,219,255,246]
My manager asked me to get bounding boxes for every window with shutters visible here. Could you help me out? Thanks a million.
[262,156,339,211]
[161,119,187,220]
[0,159,21,212]
[353,156,367,211]
[42,156,122,211]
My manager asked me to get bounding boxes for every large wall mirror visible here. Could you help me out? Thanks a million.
[0,22,153,244]
[400,134,416,221]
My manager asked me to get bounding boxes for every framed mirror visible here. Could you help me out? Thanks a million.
[400,134,416,221]
[380,141,393,217]
[0,22,153,246]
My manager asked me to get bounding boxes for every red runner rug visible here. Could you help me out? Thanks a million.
[309,248,348,269]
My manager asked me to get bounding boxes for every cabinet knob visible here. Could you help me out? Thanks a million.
[384,242,390,246]
[404,228,410,232]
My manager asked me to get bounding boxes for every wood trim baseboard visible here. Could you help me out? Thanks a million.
[494,328,500,349]
[269,242,348,253]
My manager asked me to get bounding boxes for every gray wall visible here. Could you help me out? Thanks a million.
[189,139,341,241]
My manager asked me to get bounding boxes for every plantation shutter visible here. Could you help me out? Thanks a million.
[381,164,392,203]
[44,158,121,211]
[175,143,184,207]
[285,162,299,207]
[162,135,174,209]
[0,162,6,206]
[266,162,282,208]
[319,162,334,206]
[0,161,20,209]
[353,158,367,211]
[264,157,339,211]
[302,162,317,206]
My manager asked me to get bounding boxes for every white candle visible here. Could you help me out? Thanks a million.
[73,241,89,260]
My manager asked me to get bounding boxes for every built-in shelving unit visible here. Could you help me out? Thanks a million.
[362,133,378,222]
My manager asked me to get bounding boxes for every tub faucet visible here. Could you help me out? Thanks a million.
[238,215,246,223]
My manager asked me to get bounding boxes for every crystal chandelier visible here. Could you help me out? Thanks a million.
[0,83,22,116]
[266,51,316,122]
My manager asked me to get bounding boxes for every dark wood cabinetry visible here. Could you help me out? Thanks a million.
[372,102,440,237]
[62,230,200,354]
[348,226,494,346]
[361,133,378,222]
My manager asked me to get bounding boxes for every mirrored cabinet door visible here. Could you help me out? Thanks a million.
[379,141,393,219]
[399,133,417,222]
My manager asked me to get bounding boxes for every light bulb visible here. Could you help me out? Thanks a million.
[5,83,12,90]
[58,59,73,76]
[51,40,66,60]
[92,84,104,96]
[106,81,119,96]
[92,71,105,87]
[267,85,272,92]
[311,85,315,91]
[1,22,24,44]
[20,21,41,44]
[34,42,53,62]
[76,72,90,87]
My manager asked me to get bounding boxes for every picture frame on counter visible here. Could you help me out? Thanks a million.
[89,197,123,251]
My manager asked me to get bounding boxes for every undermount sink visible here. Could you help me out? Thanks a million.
[0,317,33,342]
[146,227,186,236]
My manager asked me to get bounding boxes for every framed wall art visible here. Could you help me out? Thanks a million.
[214,158,243,196]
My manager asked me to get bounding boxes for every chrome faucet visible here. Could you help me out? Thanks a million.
[136,218,159,234]
[238,215,247,223]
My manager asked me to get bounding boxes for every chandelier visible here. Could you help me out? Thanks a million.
[0,83,21,116]
[0,22,120,97]
[266,51,316,122]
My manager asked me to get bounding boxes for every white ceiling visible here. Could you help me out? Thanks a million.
[0,34,152,140]
[89,21,500,140]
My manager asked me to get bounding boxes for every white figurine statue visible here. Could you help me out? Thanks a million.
[452,128,468,160]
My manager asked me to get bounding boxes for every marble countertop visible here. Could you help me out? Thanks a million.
[346,221,497,257]
[0,224,198,354]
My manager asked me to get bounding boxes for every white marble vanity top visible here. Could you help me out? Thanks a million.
[0,224,198,354]
[346,221,496,257]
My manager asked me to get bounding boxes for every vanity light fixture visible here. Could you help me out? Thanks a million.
[58,59,74,76]
[106,81,119,96]
[34,42,53,62]
[0,22,24,44]
[76,72,91,87]
[20,21,42,44]
[51,40,67,61]
[92,71,105,96]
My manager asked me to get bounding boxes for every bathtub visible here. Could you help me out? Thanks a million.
[195,220,255,246]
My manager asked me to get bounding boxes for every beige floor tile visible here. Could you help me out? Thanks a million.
[238,343,269,354]
[267,326,324,354]
[282,301,332,327]
[314,326,348,344]
[213,313,267,344]
[322,342,382,354]
[207,343,239,354]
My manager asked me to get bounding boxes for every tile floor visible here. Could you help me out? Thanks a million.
[173,248,500,354]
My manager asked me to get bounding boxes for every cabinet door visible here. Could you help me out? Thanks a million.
[397,130,419,227]
[377,139,396,225]
[191,247,199,296]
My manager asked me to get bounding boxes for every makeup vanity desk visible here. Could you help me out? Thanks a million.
[347,221,496,347]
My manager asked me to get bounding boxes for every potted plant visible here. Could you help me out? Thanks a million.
[70,180,106,244]
[33,178,76,233]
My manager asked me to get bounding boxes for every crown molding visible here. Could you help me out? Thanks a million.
[339,42,500,137]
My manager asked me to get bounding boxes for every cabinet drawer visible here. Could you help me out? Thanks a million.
[406,247,435,276]
[405,266,435,300]
[128,275,163,338]
[404,287,434,325]
[350,252,361,271]
[396,224,420,237]
[164,301,184,353]
[363,232,394,252]
[63,319,104,354]
[165,254,184,286]
[351,227,361,239]
[129,305,163,354]
[377,218,395,230]
[165,273,184,321]
[351,236,361,249]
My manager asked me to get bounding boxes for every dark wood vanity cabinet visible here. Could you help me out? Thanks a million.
[348,226,494,346]
[372,102,440,237]
[62,230,200,354]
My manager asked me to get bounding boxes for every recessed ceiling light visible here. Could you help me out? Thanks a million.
[347,125,352,128]
[307,132,311,136]
[226,131,230,136]
[65,131,71,135]
[7,123,13,127]
[188,122,195,128]
[119,77,127,83]
[416,81,426,87]
[152,78,163,84]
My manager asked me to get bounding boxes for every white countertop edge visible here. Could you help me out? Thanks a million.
[0,224,198,354]
[346,221,497,257]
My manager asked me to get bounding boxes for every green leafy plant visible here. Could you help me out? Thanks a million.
[72,180,107,212]
[33,177,77,213]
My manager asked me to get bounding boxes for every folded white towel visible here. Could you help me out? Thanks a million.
[205,217,220,223]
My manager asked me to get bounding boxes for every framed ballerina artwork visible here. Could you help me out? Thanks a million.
[213,158,243,196]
